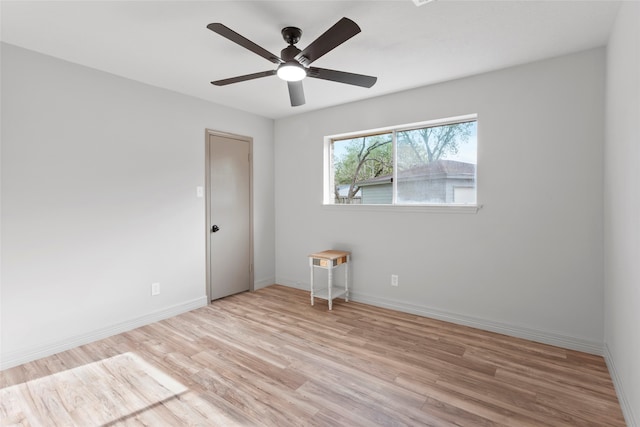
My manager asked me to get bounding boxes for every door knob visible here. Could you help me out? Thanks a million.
[211,225,220,233]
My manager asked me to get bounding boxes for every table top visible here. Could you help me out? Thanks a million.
[309,250,350,260]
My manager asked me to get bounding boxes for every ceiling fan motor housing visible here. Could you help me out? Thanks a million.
[281,45,302,62]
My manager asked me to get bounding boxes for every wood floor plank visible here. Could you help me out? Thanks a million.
[0,285,626,426]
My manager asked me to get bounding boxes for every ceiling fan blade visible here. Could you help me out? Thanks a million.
[307,67,377,88]
[207,23,283,64]
[295,17,360,67]
[287,81,305,106]
[211,70,277,86]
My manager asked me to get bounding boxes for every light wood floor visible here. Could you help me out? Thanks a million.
[1,285,626,426]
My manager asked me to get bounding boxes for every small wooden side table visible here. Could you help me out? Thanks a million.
[308,250,350,310]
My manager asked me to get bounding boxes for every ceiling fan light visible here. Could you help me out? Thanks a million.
[277,62,306,82]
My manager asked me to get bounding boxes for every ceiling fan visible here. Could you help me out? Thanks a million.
[207,17,377,107]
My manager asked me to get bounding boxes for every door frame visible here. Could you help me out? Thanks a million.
[204,129,254,302]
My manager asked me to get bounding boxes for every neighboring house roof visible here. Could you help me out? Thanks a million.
[356,160,476,187]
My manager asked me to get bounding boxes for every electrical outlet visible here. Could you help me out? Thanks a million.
[151,282,160,296]
[391,274,399,287]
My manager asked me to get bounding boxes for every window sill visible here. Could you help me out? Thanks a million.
[321,204,482,214]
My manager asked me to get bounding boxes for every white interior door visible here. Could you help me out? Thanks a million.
[208,132,252,300]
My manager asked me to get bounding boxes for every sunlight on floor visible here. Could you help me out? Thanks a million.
[0,352,242,426]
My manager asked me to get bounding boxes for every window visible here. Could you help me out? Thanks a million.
[326,115,478,207]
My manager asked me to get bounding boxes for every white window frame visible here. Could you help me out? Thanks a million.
[323,114,481,213]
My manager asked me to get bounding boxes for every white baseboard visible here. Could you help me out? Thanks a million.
[254,277,276,290]
[604,343,638,427]
[277,279,603,355]
[0,296,208,370]
[279,279,308,291]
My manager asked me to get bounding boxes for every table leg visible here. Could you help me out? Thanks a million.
[309,258,314,306]
[345,255,349,302]
[328,264,333,310]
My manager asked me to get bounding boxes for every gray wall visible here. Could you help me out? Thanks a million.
[604,2,640,425]
[0,43,275,367]
[275,48,606,353]
[360,178,475,204]
[361,183,392,204]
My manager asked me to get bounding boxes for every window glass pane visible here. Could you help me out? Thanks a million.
[396,121,477,204]
[332,133,393,204]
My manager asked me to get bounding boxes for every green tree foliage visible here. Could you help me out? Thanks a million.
[396,121,474,170]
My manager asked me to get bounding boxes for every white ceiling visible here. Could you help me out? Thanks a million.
[1,0,621,119]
